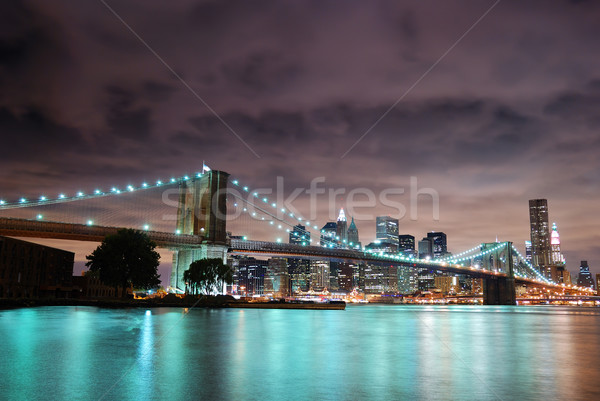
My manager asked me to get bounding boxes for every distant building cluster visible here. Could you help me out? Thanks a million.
[227,209,486,298]
[228,201,598,299]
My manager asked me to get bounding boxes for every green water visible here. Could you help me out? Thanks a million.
[1,305,599,401]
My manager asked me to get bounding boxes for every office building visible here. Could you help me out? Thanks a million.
[236,257,268,296]
[290,224,310,246]
[347,217,360,249]
[363,263,398,294]
[529,199,551,268]
[376,216,399,249]
[337,262,355,292]
[577,261,595,289]
[266,258,289,297]
[427,232,447,258]
[310,260,330,291]
[320,222,337,247]
[434,276,459,295]
[399,235,415,255]
[0,236,74,298]
[525,241,532,262]
[397,265,418,294]
[289,225,311,292]
[288,258,310,293]
[418,238,433,259]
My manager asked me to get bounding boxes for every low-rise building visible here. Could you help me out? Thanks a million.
[0,236,74,298]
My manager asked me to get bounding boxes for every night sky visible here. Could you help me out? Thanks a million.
[1,1,599,282]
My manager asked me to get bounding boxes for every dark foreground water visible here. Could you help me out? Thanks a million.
[1,305,600,401]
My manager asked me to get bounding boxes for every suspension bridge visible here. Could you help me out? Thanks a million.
[0,168,592,304]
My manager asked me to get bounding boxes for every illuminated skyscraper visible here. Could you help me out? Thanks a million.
[347,217,360,249]
[525,241,532,262]
[550,222,565,265]
[289,224,310,246]
[320,222,337,247]
[399,235,415,254]
[310,260,330,291]
[288,225,311,292]
[427,231,447,258]
[376,216,399,249]
[577,261,595,289]
[529,199,551,268]
[336,208,348,247]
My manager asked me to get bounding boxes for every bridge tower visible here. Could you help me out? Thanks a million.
[481,242,516,305]
[170,170,229,291]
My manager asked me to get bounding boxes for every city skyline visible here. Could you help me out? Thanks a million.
[0,1,599,277]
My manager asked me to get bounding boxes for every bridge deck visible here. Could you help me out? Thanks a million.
[0,217,565,290]
[0,217,203,248]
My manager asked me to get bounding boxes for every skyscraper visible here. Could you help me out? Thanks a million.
[525,241,532,262]
[289,224,310,246]
[376,216,399,248]
[418,237,432,259]
[289,225,311,292]
[529,199,551,268]
[427,232,447,258]
[577,261,595,289]
[310,260,330,291]
[320,222,337,247]
[336,208,348,247]
[347,216,360,249]
[550,222,565,265]
[236,257,268,296]
[399,234,416,257]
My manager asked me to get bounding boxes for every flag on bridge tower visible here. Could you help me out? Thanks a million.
[202,162,211,173]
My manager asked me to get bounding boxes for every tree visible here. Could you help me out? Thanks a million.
[184,258,233,295]
[85,228,161,298]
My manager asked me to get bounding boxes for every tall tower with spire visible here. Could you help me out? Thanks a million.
[336,208,348,247]
[347,216,360,249]
[550,222,565,265]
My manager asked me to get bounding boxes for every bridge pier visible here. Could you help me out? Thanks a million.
[482,277,516,305]
[171,245,228,291]
[170,170,229,291]
[481,242,516,305]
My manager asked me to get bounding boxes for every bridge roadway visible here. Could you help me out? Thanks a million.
[0,217,203,248]
[0,217,559,289]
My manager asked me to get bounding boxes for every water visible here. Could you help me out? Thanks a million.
[1,305,599,401]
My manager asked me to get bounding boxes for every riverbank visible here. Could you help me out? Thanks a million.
[0,296,347,310]
[0,294,237,309]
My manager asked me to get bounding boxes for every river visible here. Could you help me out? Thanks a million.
[1,305,599,400]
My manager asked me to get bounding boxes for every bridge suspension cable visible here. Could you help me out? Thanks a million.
[0,170,209,210]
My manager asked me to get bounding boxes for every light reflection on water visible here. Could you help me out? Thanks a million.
[1,305,599,401]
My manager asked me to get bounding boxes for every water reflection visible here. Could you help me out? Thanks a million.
[1,306,599,400]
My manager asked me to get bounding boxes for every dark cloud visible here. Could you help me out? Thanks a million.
[544,80,600,126]
[2,0,600,278]
[105,85,153,140]
[0,107,84,160]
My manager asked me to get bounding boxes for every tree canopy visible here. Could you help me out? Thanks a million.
[85,228,161,297]
[183,258,233,295]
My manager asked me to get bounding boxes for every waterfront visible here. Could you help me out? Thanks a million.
[1,305,600,401]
